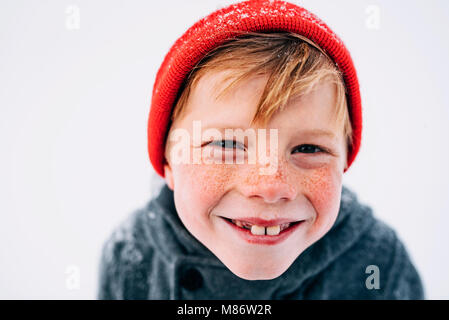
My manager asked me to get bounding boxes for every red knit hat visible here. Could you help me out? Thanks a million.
[148,0,362,177]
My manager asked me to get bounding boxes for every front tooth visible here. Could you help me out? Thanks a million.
[266,225,280,236]
[250,225,266,235]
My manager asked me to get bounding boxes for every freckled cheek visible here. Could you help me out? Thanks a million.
[301,166,342,237]
[171,164,234,223]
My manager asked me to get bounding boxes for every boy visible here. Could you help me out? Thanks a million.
[98,0,424,299]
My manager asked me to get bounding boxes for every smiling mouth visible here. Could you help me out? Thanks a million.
[221,217,303,236]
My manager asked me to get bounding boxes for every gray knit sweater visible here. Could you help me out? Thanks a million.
[97,183,425,299]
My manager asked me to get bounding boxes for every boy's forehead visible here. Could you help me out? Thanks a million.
[186,70,265,118]
[181,70,340,133]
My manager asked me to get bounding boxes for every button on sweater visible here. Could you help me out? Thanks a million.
[97,184,425,299]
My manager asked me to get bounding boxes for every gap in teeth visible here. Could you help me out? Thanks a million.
[231,219,291,236]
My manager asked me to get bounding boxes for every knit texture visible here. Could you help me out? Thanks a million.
[98,183,425,299]
[147,0,363,177]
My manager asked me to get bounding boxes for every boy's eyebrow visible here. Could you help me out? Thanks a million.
[201,124,253,131]
[293,129,336,138]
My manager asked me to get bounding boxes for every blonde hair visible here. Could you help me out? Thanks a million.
[170,31,353,147]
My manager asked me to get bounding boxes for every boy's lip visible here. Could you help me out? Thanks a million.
[220,216,304,245]
[218,216,302,227]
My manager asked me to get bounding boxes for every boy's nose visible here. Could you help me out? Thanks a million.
[238,169,297,204]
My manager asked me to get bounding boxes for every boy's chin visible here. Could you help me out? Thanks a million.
[223,258,295,281]
[229,266,289,281]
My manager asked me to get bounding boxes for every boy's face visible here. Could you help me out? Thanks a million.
[164,70,347,280]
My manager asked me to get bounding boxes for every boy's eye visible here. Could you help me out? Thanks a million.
[208,140,246,150]
[292,144,324,154]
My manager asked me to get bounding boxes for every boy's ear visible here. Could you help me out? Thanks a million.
[164,163,174,191]
[343,155,349,173]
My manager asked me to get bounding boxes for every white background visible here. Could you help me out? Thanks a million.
[1,0,448,299]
